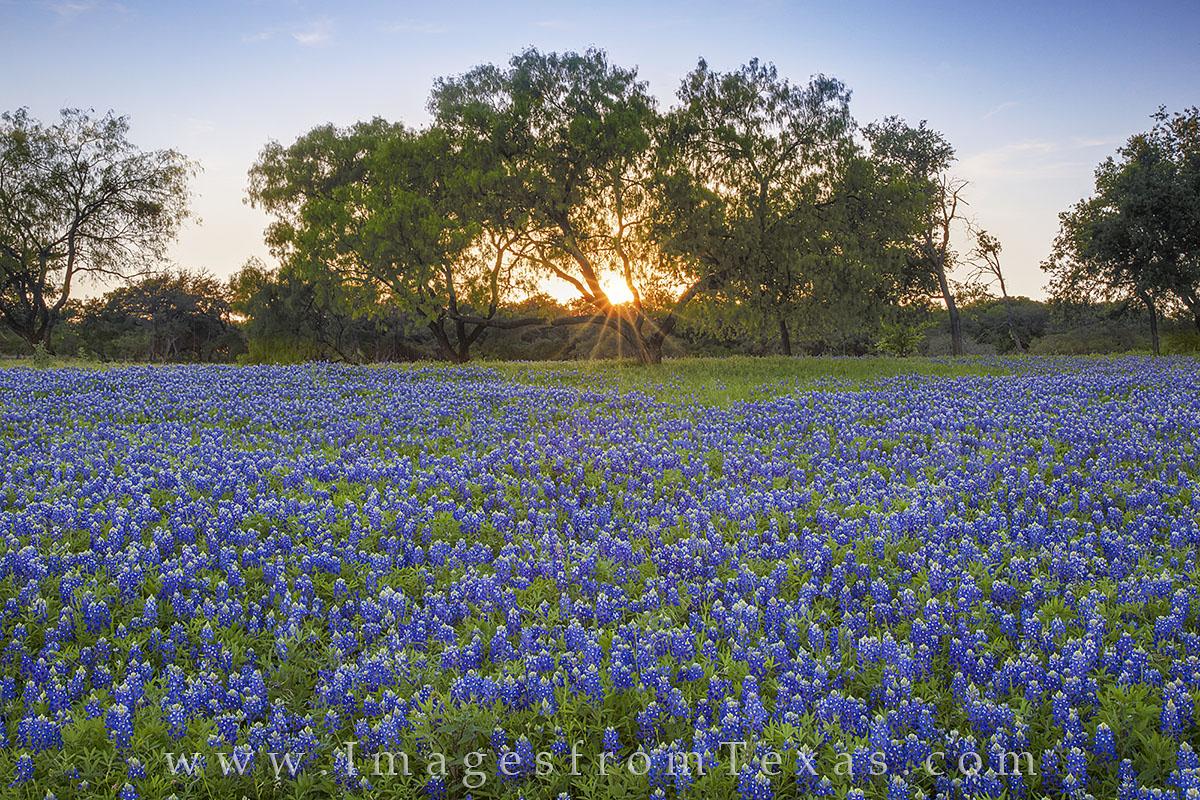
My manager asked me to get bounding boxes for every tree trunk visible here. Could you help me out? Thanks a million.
[428,318,469,363]
[997,277,1023,353]
[778,316,792,356]
[453,316,472,362]
[1002,297,1023,353]
[31,316,56,354]
[431,311,491,363]
[9,310,56,354]
[934,260,964,356]
[607,308,660,365]
[623,325,660,364]
[1185,296,1200,335]
[641,336,663,364]
[1150,311,1160,356]
[947,301,964,356]
[1141,293,1161,356]
[17,327,41,354]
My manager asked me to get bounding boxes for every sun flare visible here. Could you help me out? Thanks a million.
[543,273,636,306]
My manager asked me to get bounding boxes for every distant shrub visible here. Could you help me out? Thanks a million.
[239,336,326,365]
[31,343,51,368]
[1163,330,1200,354]
[1030,326,1144,355]
[921,331,995,356]
[877,320,927,357]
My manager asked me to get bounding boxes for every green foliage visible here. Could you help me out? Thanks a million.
[73,269,244,362]
[1044,106,1200,347]
[1025,300,1168,355]
[1163,329,1200,353]
[433,47,681,363]
[656,61,927,356]
[0,107,194,349]
[876,319,927,356]
[241,335,326,365]
[865,116,970,355]
[30,342,51,368]
[247,119,513,362]
[228,258,428,364]
[236,52,988,365]
[657,61,852,335]
[960,297,1049,353]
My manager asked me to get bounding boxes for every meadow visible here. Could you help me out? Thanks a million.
[1,356,1199,799]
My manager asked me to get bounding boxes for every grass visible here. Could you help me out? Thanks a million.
[0,355,111,369]
[477,355,1011,405]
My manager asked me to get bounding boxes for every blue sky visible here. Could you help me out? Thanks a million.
[3,0,1198,298]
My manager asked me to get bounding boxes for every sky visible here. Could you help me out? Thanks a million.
[2,0,1198,300]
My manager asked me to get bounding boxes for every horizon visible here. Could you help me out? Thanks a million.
[3,0,1198,300]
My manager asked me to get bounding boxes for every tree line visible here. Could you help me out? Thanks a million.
[12,275,1190,363]
[3,52,1197,363]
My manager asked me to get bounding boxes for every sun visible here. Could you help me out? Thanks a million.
[600,276,636,306]
[541,273,637,306]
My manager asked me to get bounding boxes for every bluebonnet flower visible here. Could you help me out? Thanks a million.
[1094,723,1117,761]
[9,754,33,786]
[104,704,134,750]
[737,763,773,800]
[424,776,446,799]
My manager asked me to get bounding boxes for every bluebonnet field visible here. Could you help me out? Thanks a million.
[1,358,1199,800]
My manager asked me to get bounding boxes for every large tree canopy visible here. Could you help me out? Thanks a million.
[1044,107,1200,354]
[865,117,969,355]
[654,60,859,354]
[249,118,551,362]
[431,48,716,364]
[0,108,193,350]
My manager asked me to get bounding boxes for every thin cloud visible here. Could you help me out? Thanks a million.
[46,0,94,16]
[1071,135,1120,149]
[184,117,216,137]
[960,138,1107,180]
[390,21,448,34]
[983,101,1019,120]
[44,0,126,19]
[292,19,332,46]
[243,18,334,47]
[534,19,569,29]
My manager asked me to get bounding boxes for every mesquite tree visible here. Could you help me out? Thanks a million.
[249,120,528,362]
[1043,108,1200,355]
[1043,191,1172,355]
[654,60,856,355]
[431,48,721,364]
[969,228,1024,352]
[0,108,192,351]
[865,117,968,356]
